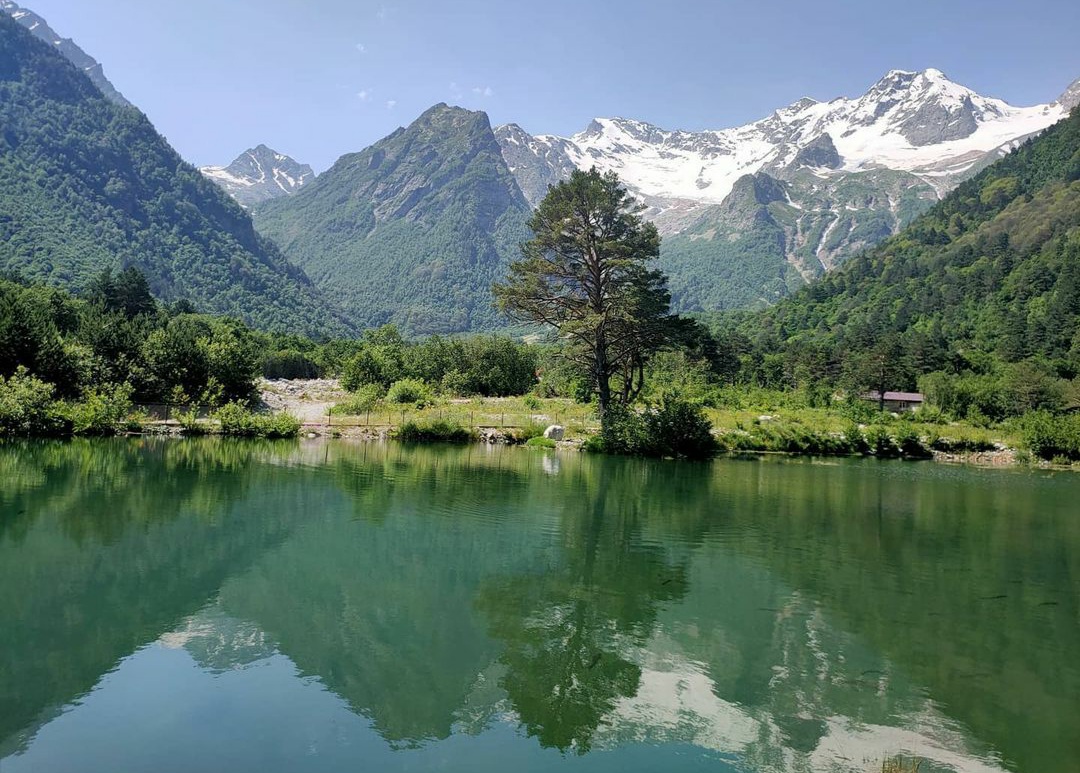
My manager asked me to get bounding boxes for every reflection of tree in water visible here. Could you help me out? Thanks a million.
[477,463,689,753]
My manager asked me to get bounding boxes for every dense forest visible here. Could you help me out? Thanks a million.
[0,12,351,337]
[712,104,1080,421]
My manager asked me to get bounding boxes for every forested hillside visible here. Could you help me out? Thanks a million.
[732,105,1080,419]
[254,104,531,335]
[0,12,352,337]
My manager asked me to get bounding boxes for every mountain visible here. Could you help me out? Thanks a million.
[499,69,1075,311]
[253,104,531,335]
[201,145,314,208]
[0,11,353,337]
[0,0,130,107]
[743,102,1080,393]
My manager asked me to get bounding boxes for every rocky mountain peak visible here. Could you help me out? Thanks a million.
[1058,77,1080,111]
[200,146,314,209]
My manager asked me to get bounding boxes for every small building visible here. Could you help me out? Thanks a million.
[862,391,925,412]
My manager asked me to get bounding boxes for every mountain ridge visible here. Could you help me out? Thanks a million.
[0,11,353,337]
[253,103,531,335]
[0,0,130,107]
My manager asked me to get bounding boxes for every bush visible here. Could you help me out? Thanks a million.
[1021,411,1080,460]
[386,378,435,407]
[511,423,546,443]
[522,394,542,410]
[0,367,68,437]
[396,419,474,444]
[893,425,931,459]
[214,402,301,439]
[67,382,134,436]
[332,383,383,415]
[643,395,719,460]
[589,397,718,460]
[178,407,209,436]
[865,425,900,457]
[525,436,557,448]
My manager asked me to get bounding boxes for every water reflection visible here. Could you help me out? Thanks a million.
[1,439,1077,772]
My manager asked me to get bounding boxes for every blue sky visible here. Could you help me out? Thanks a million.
[25,0,1080,171]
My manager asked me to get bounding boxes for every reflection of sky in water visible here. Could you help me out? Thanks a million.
[3,595,1008,773]
[2,441,1076,773]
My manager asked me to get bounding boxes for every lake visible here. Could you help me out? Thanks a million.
[0,438,1077,772]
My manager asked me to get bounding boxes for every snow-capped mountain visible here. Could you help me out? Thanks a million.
[201,145,314,208]
[0,0,131,107]
[500,69,1071,215]
[497,69,1077,311]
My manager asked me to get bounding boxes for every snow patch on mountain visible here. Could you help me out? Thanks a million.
[201,145,314,208]
[500,69,1071,211]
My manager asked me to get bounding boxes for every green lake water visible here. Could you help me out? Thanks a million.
[0,438,1077,772]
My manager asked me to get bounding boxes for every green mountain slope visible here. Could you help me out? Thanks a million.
[744,105,1080,388]
[0,12,352,337]
[254,104,531,335]
[660,167,937,313]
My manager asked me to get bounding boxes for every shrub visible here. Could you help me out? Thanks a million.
[643,395,719,460]
[259,412,302,439]
[178,407,209,436]
[214,402,301,439]
[522,394,542,411]
[396,419,474,444]
[0,367,68,437]
[865,425,900,457]
[525,436,557,448]
[589,397,718,460]
[386,378,435,407]
[512,423,546,443]
[893,426,931,459]
[844,422,870,454]
[67,382,134,436]
[1021,411,1080,461]
[439,369,470,396]
[332,383,383,415]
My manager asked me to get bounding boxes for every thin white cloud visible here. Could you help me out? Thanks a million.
[376,5,388,20]
[357,88,373,101]
[472,85,494,98]
[355,43,366,53]
[386,99,397,110]
[449,81,464,100]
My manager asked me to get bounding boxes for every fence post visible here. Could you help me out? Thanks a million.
[401,409,405,426]
[165,404,170,424]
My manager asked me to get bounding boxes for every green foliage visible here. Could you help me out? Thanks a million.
[338,326,537,397]
[524,436,557,448]
[589,397,718,460]
[1020,411,1080,461]
[395,419,475,444]
[511,423,546,443]
[332,384,383,415]
[255,104,530,335]
[0,367,67,437]
[66,382,133,436]
[213,402,301,439]
[263,349,321,379]
[385,379,435,407]
[0,13,351,337]
[725,106,1080,422]
[495,168,691,411]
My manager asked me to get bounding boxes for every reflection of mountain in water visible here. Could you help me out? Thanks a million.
[2,441,1077,771]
